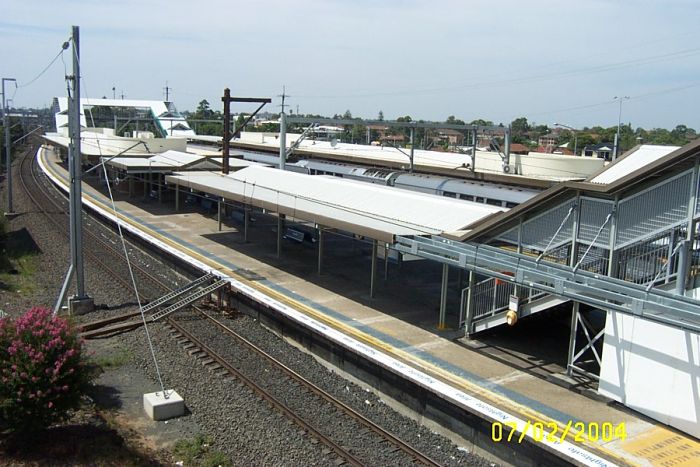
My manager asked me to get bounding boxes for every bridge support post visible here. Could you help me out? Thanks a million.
[464,270,475,337]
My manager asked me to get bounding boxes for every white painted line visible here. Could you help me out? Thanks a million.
[39,147,617,467]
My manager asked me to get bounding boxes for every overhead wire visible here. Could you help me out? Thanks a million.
[294,46,700,99]
[526,80,700,121]
[17,44,68,89]
[10,39,70,105]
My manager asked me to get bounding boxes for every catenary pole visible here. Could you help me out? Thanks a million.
[2,77,17,214]
[67,25,92,312]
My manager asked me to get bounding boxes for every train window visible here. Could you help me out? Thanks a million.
[486,199,502,206]
[505,202,517,208]
[443,192,457,198]
[476,197,485,203]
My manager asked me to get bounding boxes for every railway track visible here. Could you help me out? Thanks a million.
[20,146,444,466]
[168,308,442,466]
[19,144,171,304]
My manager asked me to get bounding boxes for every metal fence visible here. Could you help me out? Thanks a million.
[616,170,692,249]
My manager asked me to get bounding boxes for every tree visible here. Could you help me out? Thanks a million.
[350,124,367,144]
[510,117,530,135]
[470,118,494,127]
[195,99,212,119]
[342,110,353,120]
[377,110,384,121]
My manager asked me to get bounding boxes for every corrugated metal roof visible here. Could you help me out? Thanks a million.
[165,166,504,242]
[589,145,681,184]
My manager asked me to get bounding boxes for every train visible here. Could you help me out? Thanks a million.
[234,150,541,208]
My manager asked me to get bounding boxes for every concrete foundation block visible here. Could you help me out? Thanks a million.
[143,390,185,421]
[68,296,94,315]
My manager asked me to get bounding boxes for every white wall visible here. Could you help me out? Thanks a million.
[599,311,700,438]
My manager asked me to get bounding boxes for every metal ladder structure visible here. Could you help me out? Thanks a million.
[141,273,216,313]
[151,279,229,321]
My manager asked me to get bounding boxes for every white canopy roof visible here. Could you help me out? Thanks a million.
[105,151,263,173]
[165,165,504,242]
[589,144,681,184]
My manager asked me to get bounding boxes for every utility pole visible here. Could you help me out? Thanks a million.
[279,86,287,171]
[222,88,231,174]
[66,25,93,314]
[220,90,271,175]
[2,77,17,215]
[112,86,116,99]
[164,81,171,102]
[613,96,629,160]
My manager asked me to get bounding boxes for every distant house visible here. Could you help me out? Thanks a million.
[583,143,614,160]
[367,124,390,141]
[537,133,559,153]
[553,143,574,156]
[509,143,529,154]
[429,128,465,147]
[380,134,406,144]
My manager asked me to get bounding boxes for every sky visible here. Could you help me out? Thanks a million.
[2,0,700,130]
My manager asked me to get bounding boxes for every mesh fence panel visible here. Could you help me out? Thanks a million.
[616,171,692,248]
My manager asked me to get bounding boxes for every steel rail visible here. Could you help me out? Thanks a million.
[192,307,442,466]
[165,317,366,467]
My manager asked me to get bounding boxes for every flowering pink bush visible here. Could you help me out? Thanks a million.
[0,307,91,433]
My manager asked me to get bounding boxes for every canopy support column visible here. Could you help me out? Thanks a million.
[317,227,324,275]
[384,244,389,280]
[244,207,249,242]
[370,239,378,298]
[277,214,285,258]
[175,182,179,212]
[439,263,449,329]
[217,200,222,231]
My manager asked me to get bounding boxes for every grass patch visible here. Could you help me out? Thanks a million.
[91,347,134,370]
[173,434,231,467]
[0,253,40,295]
[0,225,42,295]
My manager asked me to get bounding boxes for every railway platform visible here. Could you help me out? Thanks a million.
[39,146,700,466]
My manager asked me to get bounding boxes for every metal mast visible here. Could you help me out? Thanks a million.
[67,25,93,313]
[279,86,287,171]
[2,77,16,214]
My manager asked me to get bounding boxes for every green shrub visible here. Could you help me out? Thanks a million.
[0,307,91,433]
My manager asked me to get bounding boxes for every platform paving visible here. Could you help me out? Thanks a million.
[42,147,700,466]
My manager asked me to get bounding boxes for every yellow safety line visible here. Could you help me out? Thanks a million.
[45,151,650,466]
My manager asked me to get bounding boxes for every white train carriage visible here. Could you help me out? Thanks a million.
[392,173,539,208]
